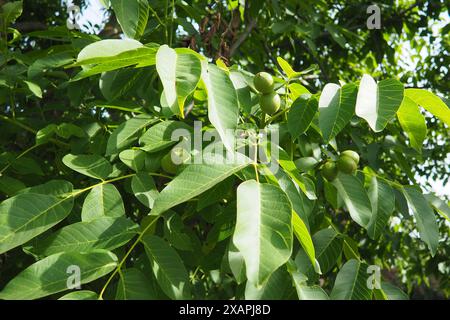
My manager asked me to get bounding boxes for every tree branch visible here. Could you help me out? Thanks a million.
[229,18,257,57]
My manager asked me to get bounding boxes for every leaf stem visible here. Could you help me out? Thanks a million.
[98,215,160,300]
[0,115,69,148]
[148,5,166,29]
[0,144,40,175]
[69,173,137,198]
[253,142,259,183]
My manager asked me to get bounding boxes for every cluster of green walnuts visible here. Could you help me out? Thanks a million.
[321,150,360,181]
[253,72,281,115]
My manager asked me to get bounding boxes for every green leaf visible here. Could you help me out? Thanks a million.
[0,193,73,254]
[277,57,296,78]
[332,173,372,228]
[110,0,149,40]
[323,180,342,209]
[0,175,25,196]
[367,176,395,239]
[58,290,98,300]
[119,149,146,172]
[81,184,125,222]
[28,51,74,78]
[141,234,191,300]
[76,39,143,65]
[156,45,202,116]
[139,120,193,153]
[151,154,250,215]
[56,123,86,139]
[62,154,112,180]
[312,228,343,274]
[10,156,43,176]
[100,68,145,101]
[245,267,292,299]
[228,242,246,284]
[396,96,427,152]
[380,282,409,300]
[1,1,23,27]
[229,70,253,114]
[131,173,159,208]
[0,250,117,300]
[288,95,318,139]
[116,268,157,300]
[405,88,450,127]
[330,259,372,300]
[292,213,318,273]
[425,193,450,222]
[232,180,293,285]
[73,42,158,81]
[402,186,439,256]
[196,177,234,211]
[106,114,156,155]
[36,124,57,145]
[274,146,317,200]
[289,83,311,100]
[201,62,239,151]
[269,165,314,226]
[318,83,357,141]
[355,74,404,132]
[292,272,329,300]
[29,217,138,256]
[23,80,42,98]
[163,211,193,251]
[325,23,346,48]
[19,180,73,196]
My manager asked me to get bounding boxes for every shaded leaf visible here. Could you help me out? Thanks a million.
[332,173,372,228]
[330,259,372,300]
[62,154,112,180]
[397,96,427,152]
[81,184,125,222]
[141,234,191,300]
[402,186,439,256]
[0,250,117,300]
[0,193,73,254]
[116,268,157,300]
[367,176,395,239]
[151,154,250,216]
[288,95,318,139]
[106,114,156,155]
[29,217,138,256]
[131,173,159,208]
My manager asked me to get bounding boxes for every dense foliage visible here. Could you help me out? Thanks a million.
[0,0,449,300]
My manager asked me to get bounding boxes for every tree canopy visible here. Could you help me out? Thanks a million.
[0,0,449,300]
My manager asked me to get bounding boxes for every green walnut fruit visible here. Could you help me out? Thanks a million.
[254,72,274,93]
[337,155,357,174]
[260,92,281,115]
[321,161,338,181]
[340,150,360,164]
[161,147,191,174]
[161,153,178,174]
